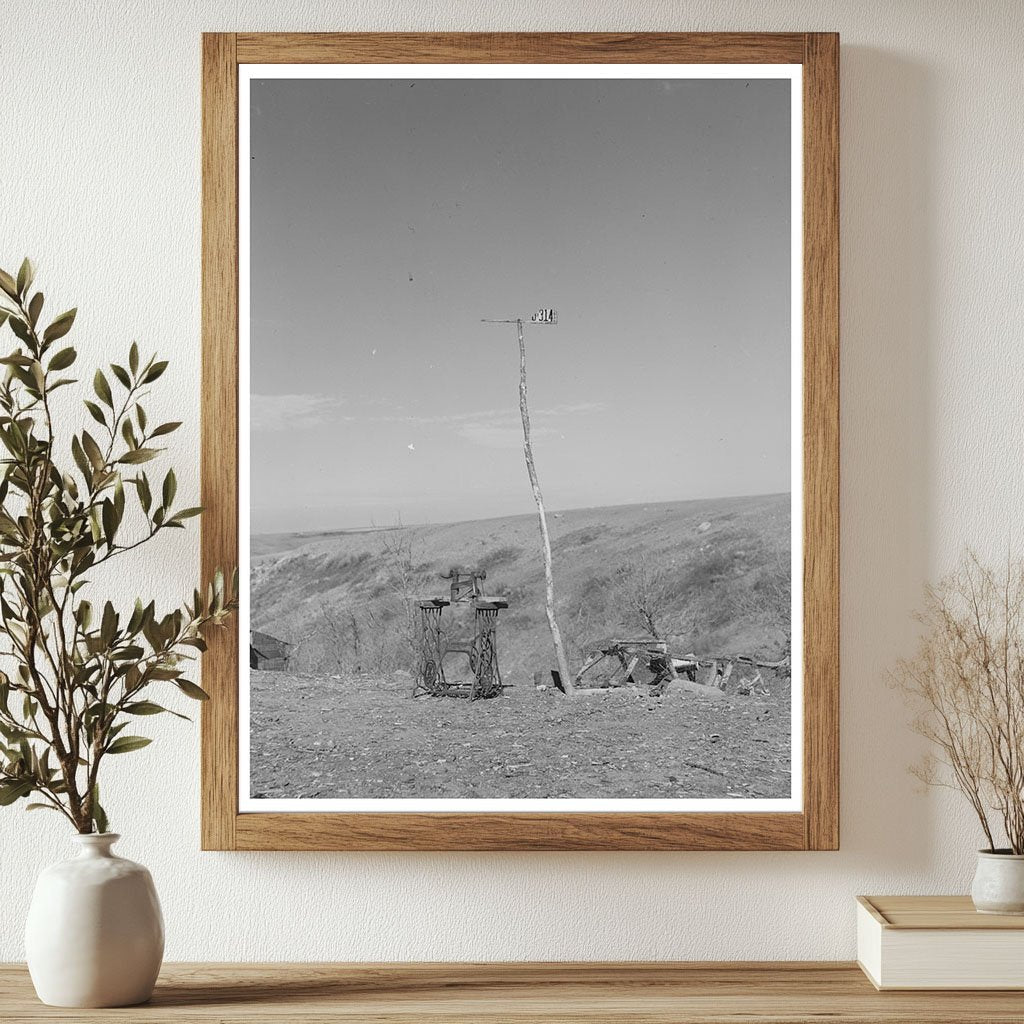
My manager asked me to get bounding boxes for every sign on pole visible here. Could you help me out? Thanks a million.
[530,308,557,325]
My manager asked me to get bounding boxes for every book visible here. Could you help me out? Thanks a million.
[857,895,1024,990]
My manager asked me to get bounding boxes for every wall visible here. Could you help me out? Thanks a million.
[1,0,1022,961]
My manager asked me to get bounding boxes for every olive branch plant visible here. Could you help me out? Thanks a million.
[0,259,236,834]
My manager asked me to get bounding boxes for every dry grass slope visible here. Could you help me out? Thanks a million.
[252,493,790,683]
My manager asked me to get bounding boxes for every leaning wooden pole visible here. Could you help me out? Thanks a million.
[515,318,574,695]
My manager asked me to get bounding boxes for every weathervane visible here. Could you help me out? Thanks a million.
[480,307,573,694]
[481,308,559,327]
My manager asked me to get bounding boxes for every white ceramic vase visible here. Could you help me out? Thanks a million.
[25,833,164,1007]
[971,850,1024,914]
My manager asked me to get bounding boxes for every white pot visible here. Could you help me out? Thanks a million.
[25,833,164,1007]
[971,849,1024,915]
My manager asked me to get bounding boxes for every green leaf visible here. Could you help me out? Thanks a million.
[71,435,92,482]
[82,700,113,729]
[123,700,166,715]
[105,735,152,755]
[121,418,137,449]
[0,352,32,367]
[93,369,113,408]
[125,700,189,721]
[135,473,152,513]
[76,600,93,631]
[16,257,34,298]
[27,291,43,328]
[113,474,125,521]
[168,507,202,524]
[8,317,31,344]
[129,342,139,375]
[0,722,28,743]
[26,802,61,813]
[81,431,105,472]
[126,598,146,635]
[88,505,102,544]
[142,360,168,383]
[101,498,117,546]
[175,679,210,701]
[118,448,158,465]
[110,363,131,388]
[0,269,18,300]
[0,779,33,805]
[148,666,181,680]
[91,785,108,834]
[150,421,182,438]
[110,644,144,662]
[0,429,19,460]
[48,346,77,371]
[83,400,106,427]
[100,601,117,647]
[162,468,176,509]
[43,308,76,344]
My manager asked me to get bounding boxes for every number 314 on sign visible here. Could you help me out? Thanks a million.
[530,308,557,324]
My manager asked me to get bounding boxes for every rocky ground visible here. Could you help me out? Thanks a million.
[249,667,791,801]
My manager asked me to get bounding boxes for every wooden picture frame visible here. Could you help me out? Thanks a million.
[201,32,838,851]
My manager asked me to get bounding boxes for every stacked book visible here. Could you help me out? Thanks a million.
[857,895,1024,990]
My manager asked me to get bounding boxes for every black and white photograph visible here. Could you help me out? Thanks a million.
[241,66,802,810]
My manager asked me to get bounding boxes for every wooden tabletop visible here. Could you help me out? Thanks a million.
[3,962,1024,1023]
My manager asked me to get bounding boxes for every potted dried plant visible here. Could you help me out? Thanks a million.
[0,260,235,1006]
[896,552,1024,913]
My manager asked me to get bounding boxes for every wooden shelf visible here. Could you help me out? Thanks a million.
[3,962,1024,1022]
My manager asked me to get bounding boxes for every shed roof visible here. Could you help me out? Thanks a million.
[250,629,292,659]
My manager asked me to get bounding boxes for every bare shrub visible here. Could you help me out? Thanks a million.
[280,531,424,677]
[894,552,1024,852]
[613,556,668,639]
[380,528,420,668]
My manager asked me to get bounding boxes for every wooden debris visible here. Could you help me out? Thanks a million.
[574,636,781,700]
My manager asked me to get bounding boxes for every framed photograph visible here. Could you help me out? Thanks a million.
[201,32,838,851]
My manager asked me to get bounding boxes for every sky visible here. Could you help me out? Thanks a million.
[249,76,792,534]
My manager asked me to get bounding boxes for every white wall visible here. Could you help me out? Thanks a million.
[2,0,1022,961]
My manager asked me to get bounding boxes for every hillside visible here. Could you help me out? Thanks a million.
[251,493,791,686]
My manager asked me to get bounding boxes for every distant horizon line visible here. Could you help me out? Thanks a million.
[251,490,791,539]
